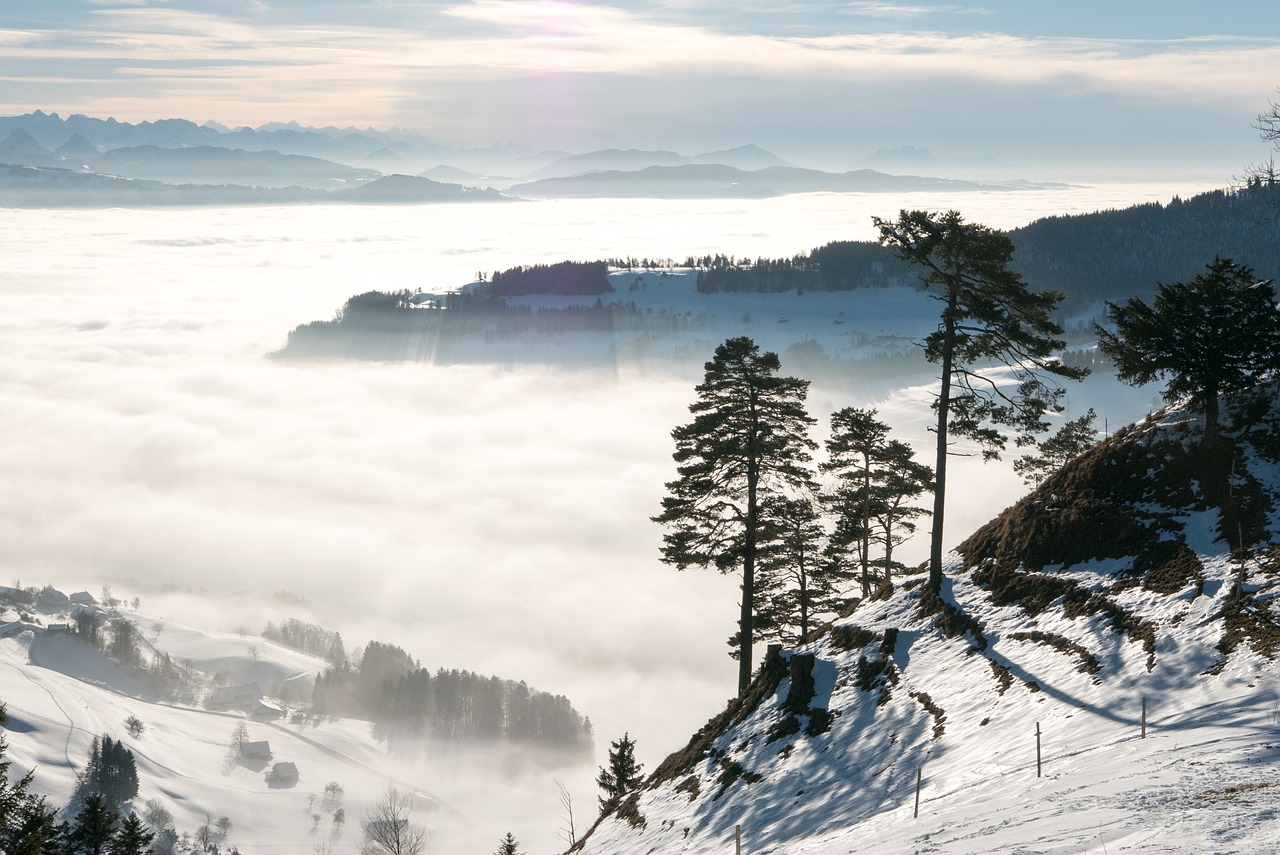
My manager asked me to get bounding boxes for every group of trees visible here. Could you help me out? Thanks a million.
[262,618,346,666]
[312,641,592,753]
[659,203,1280,694]
[0,705,158,854]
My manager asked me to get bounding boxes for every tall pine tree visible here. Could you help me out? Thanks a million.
[654,336,817,693]
[876,210,1085,598]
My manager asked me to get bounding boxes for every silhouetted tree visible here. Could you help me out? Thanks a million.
[596,733,643,813]
[876,210,1086,598]
[756,495,832,644]
[1098,258,1280,446]
[654,336,817,693]
[494,832,522,855]
[1013,408,1098,485]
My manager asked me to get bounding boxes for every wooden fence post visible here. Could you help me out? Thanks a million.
[1141,696,1147,739]
[735,823,742,855]
[1036,722,1042,778]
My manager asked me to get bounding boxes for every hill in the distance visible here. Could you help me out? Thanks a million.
[575,384,1280,854]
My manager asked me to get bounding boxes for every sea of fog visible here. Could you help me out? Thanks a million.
[0,184,1206,848]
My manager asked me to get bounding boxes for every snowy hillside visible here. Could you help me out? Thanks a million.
[0,605,580,853]
[575,387,1280,854]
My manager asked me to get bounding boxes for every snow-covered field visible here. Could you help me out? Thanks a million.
[0,186,1214,851]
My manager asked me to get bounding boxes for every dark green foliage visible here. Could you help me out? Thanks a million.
[76,736,139,813]
[596,734,643,813]
[262,617,346,665]
[494,831,522,855]
[1014,408,1098,486]
[876,209,1085,595]
[755,496,832,645]
[822,407,932,598]
[488,261,611,297]
[654,336,817,693]
[68,793,117,855]
[1097,258,1280,445]
[107,813,153,855]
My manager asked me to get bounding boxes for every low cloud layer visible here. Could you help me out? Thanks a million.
[0,190,1170,848]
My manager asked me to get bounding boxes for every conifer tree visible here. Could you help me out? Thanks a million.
[68,793,117,855]
[1097,258,1280,446]
[822,408,931,597]
[596,733,643,813]
[1013,408,1098,485]
[756,495,833,644]
[654,336,817,693]
[494,831,522,855]
[108,812,154,855]
[876,210,1085,597]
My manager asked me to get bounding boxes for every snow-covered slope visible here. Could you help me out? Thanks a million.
[576,387,1280,854]
[0,609,543,853]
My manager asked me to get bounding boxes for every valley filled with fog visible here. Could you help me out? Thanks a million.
[0,185,1209,847]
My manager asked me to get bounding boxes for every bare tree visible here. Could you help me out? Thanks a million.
[360,785,428,855]
[555,780,577,848]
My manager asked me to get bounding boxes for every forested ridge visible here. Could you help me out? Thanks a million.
[697,184,1280,310]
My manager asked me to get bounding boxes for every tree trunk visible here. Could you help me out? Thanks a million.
[1204,390,1219,446]
[740,394,761,696]
[928,289,957,595]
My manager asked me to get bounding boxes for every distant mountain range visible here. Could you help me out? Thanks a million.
[0,111,1061,206]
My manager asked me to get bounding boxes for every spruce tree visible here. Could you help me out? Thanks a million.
[876,210,1086,598]
[654,336,817,693]
[494,832,522,855]
[108,812,154,855]
[596,733,643,813]
[1097,257,1280,446]
[68,793,117,855]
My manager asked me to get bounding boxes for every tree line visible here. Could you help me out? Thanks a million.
[312,641,592,753]
[684,184,1280,313]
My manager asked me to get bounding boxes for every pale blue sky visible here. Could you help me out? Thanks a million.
[3,1,1279,177]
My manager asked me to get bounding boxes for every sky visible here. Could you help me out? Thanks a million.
[2,1,1279,177]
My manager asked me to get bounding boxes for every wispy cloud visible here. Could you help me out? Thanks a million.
[0,0,1273,159]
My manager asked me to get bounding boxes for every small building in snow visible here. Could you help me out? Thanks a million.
[269,762,299,785]
[69,591,97,606]
[36,587,69,610]
[208,683,262,710]
[240,740,272,760]
[252,699,285,721]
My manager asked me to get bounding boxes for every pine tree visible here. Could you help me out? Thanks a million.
[822,407,932,596]
[1097,258,1280,446]
[1013,408,1098,485]
[108,812,154,855]
[494,831,522,855]
[876,210,1086,598]
[654,336,817,693]
[68,793,117,855]
[596,733,643,813]
[756,495,832,644]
